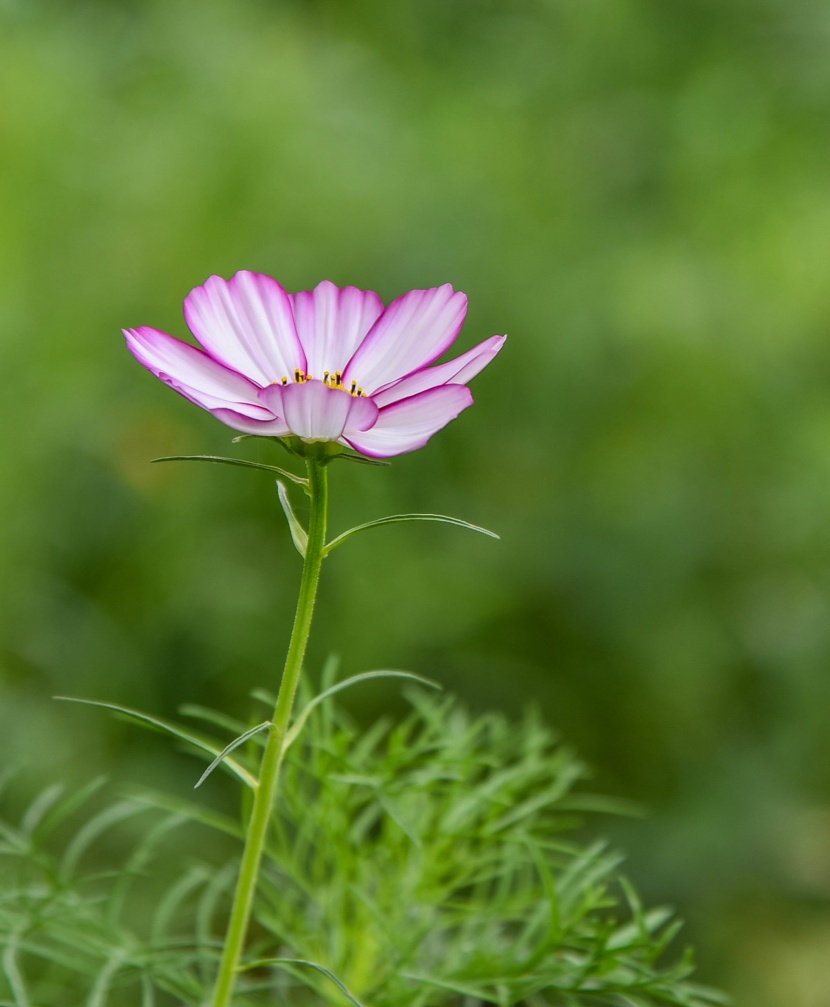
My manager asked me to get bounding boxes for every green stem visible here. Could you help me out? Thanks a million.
[211,456,329,1007]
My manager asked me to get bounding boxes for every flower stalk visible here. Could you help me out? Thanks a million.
[210,453,329,1007]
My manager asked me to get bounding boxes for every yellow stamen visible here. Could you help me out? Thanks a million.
[287,367,365,396]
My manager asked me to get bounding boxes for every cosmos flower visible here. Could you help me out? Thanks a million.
[125,272,505,458]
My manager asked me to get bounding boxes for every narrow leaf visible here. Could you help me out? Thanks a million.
[21,783,65,836]
[178,704,249,737]
[37,776,109,840]
[61,799,147,878]
[277,480,308,557]
[194,721,271,789]
[242,958,368,1007]
[53,697,258,789]
[401,971,489,1000]
[151,866,209,943]
[330,451,391,467]
[324,513,499,554]
[128,789,243,840]
[140,975,155,1007]
[152,454,307,485]
[250,687,276,709]
[88,950,127,1007]
[2,930,31,1007]
[284,670,439,751]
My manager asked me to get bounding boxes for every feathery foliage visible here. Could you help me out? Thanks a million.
[0,679,727,1006]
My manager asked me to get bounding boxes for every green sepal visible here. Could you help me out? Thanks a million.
[275,436,341,463]
[151,454,307,486]
[263,435,392,467]
[276,481,308,557]
[324,513,499,555]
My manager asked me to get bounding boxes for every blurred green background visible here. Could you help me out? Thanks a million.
[2,0,830,1002]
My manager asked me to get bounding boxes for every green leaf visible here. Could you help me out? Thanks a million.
[60,799,148,879]
[324,513,499,555]
[2,928,31,1007]
[128,789,243,840]
[277,480,308,557]
[284,670,439,751]
[178,704,249,737]
[53,697,258,790]
[151,866,209,944]
[151,454,307,486]
[330,451,391,467]
[88,949,127,1007]
[36,776,109,842]
[400,971,489,1001]
[193,721,271,789]
[20,783,65,837]
[108,811,189,929]
[249,687,276,709]
[241,957,368,1007]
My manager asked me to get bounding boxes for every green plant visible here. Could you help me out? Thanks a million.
[0,676,727,1007]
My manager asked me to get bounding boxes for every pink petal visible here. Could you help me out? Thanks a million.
[343,392,381,433]
[289,281,384,379]
[343,285,468,394]
[210,408,291,437]
[257,382,286,415]
[270,380,380,442]
[184,272,306,386]
[125,326,270,417]
[372,334,506,408]
[345,385,473,458]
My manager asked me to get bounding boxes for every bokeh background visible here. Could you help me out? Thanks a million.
[3,0,830,1002]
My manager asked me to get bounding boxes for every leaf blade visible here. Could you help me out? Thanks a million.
[194,722,271,790]
[284,670,440,751]
[152,454,307,486]
[277,481,308,557]
[241,958,368,1007]
[53,697,258,789]
[324,513,499,555]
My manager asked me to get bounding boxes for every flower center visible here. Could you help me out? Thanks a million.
[278,369,365,397]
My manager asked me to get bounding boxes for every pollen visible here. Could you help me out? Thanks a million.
[279,370,314,385]
[323,370,365,397]
[276,369,364,396]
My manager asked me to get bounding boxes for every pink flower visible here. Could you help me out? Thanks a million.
[125,272,505,458]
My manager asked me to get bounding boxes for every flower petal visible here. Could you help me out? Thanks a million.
[372,334,506,407]
[125,326,269,417]
[210,408,291,437]
[289,281,384,379]
[274,380,379,442]
[343,285,468,394]
[184,271,306,386]
[257,382,286,415]
[343,392,380,433]
[345,385,473,458]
